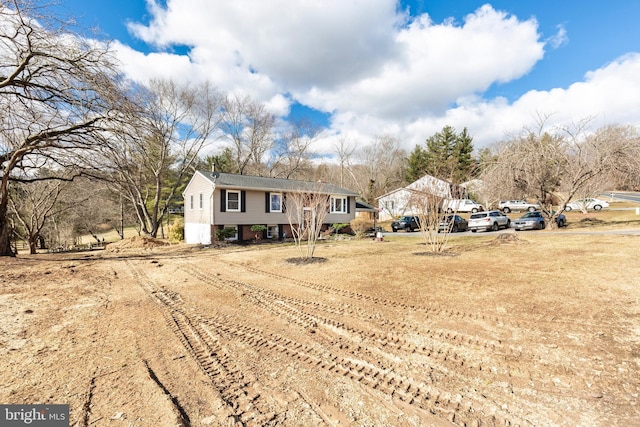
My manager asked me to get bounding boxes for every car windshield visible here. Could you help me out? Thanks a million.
[470,213,485,219]
[521,212,539,218]
[401,217,413,221]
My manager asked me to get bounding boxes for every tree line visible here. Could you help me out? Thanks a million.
[2,1,640,256]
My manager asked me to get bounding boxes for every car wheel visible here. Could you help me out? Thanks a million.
[471,208,479,213]
[540,221,545,229]
[491,222,498,231]
[471,229,477,233]
[506,219,511,228]
[452,225,459,232]
[392,228,397,232]
[594,205,602,210]
[528,206,536,212]
[558,219,565,227]
[503,207,511,213]
[565,206,572,211]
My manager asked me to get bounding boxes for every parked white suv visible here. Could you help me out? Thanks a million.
[468,210,511,232]
[498,200,540,213]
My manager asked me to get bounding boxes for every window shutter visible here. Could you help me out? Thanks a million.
[265,192,270,213]
[220,189,226,212]
[282,193,287,213]
[241,191,246,212]
[347,196,351,213]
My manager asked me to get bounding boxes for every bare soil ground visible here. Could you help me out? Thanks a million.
[1,232,639,426]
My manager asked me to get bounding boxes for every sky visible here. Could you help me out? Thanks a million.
[49,0,640,154]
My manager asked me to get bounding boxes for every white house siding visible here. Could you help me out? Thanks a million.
[184,223,213,245]
[377,174,455,221]
[377,189,411,221]
[183,172,215,244]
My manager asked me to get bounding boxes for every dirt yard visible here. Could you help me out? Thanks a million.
[1,233,639,426]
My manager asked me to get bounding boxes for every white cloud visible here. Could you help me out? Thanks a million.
[114,1,640,153]
[296,5,544,119]
[364,53,640,150]
[547,24,569,49]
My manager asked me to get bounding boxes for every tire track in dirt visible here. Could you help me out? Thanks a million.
[217,261,630,381]
[176,264,532,426]
[189,263,574,393]
[223,260,508,328]
[127,261,280,427]
[185,260,616,423]
[181,265,508,376]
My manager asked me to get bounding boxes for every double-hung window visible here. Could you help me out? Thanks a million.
[270,193,282,212]
[226,190,240,211]
[330,196,347,213]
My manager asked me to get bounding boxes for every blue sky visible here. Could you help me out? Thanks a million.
[49,0,640,151]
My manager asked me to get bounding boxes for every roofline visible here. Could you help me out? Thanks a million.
[185,171,359,197]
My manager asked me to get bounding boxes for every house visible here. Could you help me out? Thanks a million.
[376,174,463,221]
[183,171,359,244]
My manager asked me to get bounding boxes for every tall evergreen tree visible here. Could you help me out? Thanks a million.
[451,127,474,183]
[420,125,475,184]
[405,144,429,182]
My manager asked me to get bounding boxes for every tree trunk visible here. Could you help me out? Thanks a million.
[0,201,16,257]
[28,237,37,255]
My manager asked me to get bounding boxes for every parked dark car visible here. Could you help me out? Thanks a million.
[391,216,420,232]
[438,215,468,233]
[554,211,567,227]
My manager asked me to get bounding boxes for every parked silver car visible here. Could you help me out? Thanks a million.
[498,200,540,213]
[512,211,567,230]
[512,211,547,230]
[468,210,511,232]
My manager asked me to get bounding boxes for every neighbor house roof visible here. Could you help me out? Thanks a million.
[355,200,377,212]
[195,171,359,196]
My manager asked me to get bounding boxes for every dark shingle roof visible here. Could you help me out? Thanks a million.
[198,172,358,196]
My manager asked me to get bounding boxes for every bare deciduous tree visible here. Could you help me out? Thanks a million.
[0,1,122,256]
[267,118,317,179]
[283,188,330,260]
[8,179,65,254]
[587,124,640,192]
[102,79,224,238]
[407,172,466,253]
[481,118,639,225]
[333,136,356,188]
[347,135,406,204]
[220,94,275,175]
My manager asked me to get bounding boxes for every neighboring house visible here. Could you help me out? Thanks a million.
[183,171,359,244]
[376,174,463,221]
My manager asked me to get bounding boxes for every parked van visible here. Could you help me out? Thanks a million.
[443,199,484,213]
